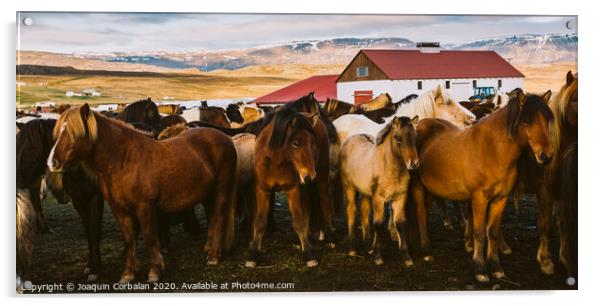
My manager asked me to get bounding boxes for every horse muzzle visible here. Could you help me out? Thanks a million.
[537,152,553,165]
[407,159,421,171]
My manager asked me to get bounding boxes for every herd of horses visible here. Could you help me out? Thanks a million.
[16,71,578,287]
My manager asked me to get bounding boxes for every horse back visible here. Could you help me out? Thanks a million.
[415,118,458,149]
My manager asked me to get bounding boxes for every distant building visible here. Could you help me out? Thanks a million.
[16,81,26,86]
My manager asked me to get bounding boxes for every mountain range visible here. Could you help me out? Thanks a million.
[19,34,577,73]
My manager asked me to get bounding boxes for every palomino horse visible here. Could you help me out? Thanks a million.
[47,104,238,283]
[340,116,420,266]
[229,103,265,128]
[157,104,181,116]
[17,119,104,282]
[410,90,553,282]
[358,93,393,111]
[513,71,578,280]
[245,105,326,268]
[333,85,475,144]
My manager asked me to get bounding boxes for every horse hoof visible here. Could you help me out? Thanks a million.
[499,244,512,255]
[368,249,375,255]
[318,231,325,241]
[119,275,135,284]
[245,261,257,268]
[403,259,414,268]
[443,221,454,230]
[475,274,490,283]
[540,261,555,275]
[325,242,336,249]
[465,244,474,253]
[493,271,506,279]
[306,259,319,268]
[87,274,99,282]
[147,272,160,283]
[348,250,358,256]
[423,255,434,262]
[207,259,219,266]
[374,258,384,266]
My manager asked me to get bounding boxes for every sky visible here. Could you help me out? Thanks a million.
[16,13,577,53]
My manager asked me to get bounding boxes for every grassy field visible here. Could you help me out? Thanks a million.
[24,192,572,293]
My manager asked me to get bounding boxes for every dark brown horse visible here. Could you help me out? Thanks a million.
[199,106,232,128]
[245,106,325,268]
[47,104,238,283]
[117,98,162,131]
[410,90,554,282]
[16,119,104,282]
[323,98,356,121]
[514,71,578,280]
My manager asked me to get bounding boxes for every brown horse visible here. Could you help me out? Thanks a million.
[47,104,238,283]
[199,106,231,128]
[229,103,264,128]
[245,105,325,268]
[410,90,553,282]
[340,116,419,266]
[514,71,578,279]
[323,98,356,121]
[117,98,162,131]
[358,93,393,111]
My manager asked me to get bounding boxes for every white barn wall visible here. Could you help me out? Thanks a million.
[337,77,524,102]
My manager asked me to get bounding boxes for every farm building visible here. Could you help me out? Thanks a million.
[337,44,524,104]
[252,43,524,106]
[253,75,338,106]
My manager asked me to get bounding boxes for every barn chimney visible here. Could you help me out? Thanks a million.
[417,42,441,53]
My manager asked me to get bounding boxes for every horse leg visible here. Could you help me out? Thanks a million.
[498,225,512,255]
[536,187,555,275]
[135,203,164,283]
[343,180,359,255]
[206,190,231,265]
[371,194,386,266]
[317,177,335,248]
[391,194,413,268]
[360,195,372,252]
[267,193,277,233]
[487,196,509,279]
[288,186,317,267]
[436,198,453,230]
[156,210,171,248]
[411,181,433,261]
[182,208,201,237]
[111,207,138,283]
[245,188,270,268]
[72,193,104,282]
[29,177,50,233]
[464,201,474,253]
[471,192,489,282]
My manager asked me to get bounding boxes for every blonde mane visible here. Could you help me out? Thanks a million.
[54,106,98,142]
[384,85,450,123]
[548,75,578,167]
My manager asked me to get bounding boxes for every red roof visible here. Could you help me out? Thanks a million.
[340,49,524,81]
[254,75,338,104]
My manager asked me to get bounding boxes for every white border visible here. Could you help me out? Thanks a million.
[2,0,598,305]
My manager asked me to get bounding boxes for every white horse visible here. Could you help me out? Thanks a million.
[490,92,510,110]
[333,85,475,144]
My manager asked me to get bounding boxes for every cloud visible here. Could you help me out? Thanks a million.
[16,12,577,53]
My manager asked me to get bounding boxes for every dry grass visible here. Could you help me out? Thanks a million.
[515,61,578,93]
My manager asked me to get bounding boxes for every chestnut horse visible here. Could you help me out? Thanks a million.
[340,116,420,266]
[245,106,326,268]
[411,90,553,282]
[157,104,181,115]
[47,104,238,283]
[358,93,393,111]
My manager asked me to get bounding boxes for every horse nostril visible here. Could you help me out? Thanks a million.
[539,152,551,164]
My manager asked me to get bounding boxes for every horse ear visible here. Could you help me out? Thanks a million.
[411,115,419,125]
[308,92,315,100]
[80,103,90,119]
[541,90,553,104]
[496,95,502,106]
[566,71,574,85]
[434,85,445,104]
[289,116,297,128]
[309,113,320,126]
[518,91,527,107]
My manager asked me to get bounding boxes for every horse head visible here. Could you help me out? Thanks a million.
[47,103,97,173]
[431,85,476,128]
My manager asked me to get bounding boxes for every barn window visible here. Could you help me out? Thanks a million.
[445,80,450,89]
[498,79,503,88]
[417,81,423,90]
[356,67,369,77]
[472,80,477,88]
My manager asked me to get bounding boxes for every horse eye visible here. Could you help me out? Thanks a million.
[394,136,403,143]
[292,140,300,148]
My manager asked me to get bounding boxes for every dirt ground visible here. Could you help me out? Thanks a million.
[22,191,574,294]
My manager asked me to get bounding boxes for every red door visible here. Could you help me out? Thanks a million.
[354,90,373,106]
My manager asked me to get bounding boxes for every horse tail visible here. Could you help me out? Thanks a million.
[512,181,524,216]
[224,183,237,252]
[187,121,247,136]
[16,189,35,279]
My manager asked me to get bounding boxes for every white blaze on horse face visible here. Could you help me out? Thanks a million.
[47,122,66,171]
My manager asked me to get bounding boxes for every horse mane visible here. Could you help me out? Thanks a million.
[505,92,554,139]
[549,75,577,154]
[283,93,338,143]
[54,107,98,141]
[117,98,161,127]
[386,87,445,123]
[158,123,188,140]
[375,120,394,145]
[396,94,418,105]
[268,107,315,150]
